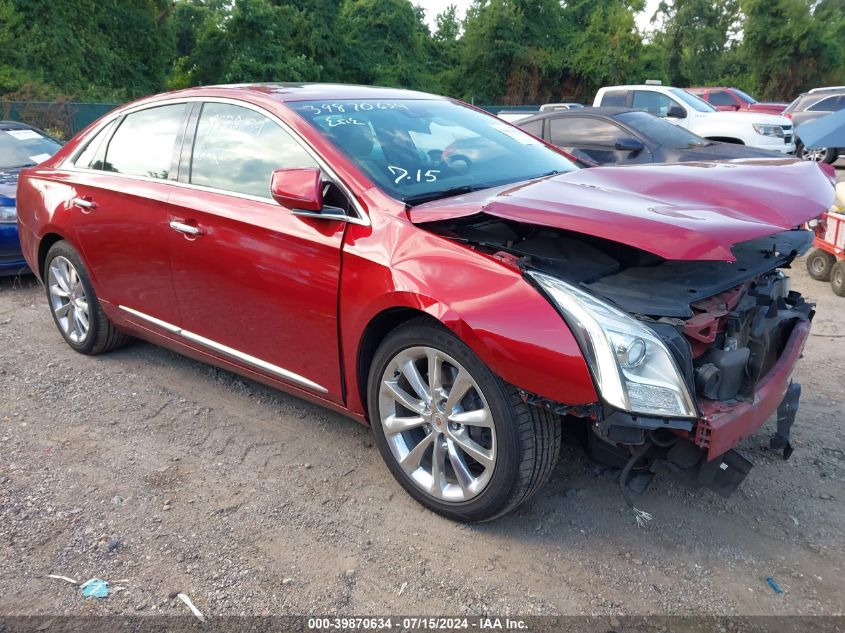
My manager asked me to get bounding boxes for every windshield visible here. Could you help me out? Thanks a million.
[291,99,578,204]
[616,111,707,148]
[0,127,61,169]
[732,88,757,104]
[669,88,716,113]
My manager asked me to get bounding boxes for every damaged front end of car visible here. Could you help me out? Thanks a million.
[420,214,816,500]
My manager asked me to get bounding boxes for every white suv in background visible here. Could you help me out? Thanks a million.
[594,85,795,153]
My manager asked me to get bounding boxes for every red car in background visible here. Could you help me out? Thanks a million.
[688,87,788,114]
[15,84,834,521]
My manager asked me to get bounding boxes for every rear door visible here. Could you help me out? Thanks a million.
[68,103,187,326]
[547,116,651,165]
[166,100,348,402]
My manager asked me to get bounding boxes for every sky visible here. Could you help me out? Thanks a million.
[416,0,662,32]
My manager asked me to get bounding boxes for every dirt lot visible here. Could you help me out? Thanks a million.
[0,253,843,619]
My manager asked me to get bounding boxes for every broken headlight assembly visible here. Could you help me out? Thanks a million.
[528,271,697,419]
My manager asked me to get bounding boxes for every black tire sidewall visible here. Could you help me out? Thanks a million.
[806,249,835,281]
[44,241,102,354]
[831,261,845,297]
[367,321,523,522]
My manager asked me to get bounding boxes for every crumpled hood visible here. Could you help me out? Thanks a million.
[409,159,834,261]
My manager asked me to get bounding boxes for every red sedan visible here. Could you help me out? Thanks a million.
[16,84,834,521]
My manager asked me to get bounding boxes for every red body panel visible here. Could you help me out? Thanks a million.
[409,160,833,261]
[14,84,827,460]
[687,88,788,114]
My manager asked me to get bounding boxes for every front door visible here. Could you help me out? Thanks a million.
[166,101,347,402]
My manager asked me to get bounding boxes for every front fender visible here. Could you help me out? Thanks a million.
[339,210,598,419]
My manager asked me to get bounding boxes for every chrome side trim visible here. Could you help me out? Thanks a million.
[118,305,328,394]
[119,305,181,334]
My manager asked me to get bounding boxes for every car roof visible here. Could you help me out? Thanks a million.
[146,83,442,104]
[519,107,635,122]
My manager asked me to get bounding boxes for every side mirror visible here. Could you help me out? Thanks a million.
[731,104,741,111]
[666,105,687,119]
[614,137,645,154]
[270,167,323,211]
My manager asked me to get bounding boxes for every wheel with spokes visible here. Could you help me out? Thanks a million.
[796,142,838,164]
[368,319,561,522]
[44,241,128,354]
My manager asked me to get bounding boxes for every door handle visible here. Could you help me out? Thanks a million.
[169,220,204,237]
[72,198,96,210]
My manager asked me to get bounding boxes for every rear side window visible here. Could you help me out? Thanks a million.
[519,119,543,136]
[708,91,737,107]
[549,117,622,145]
[599,90,627,107]
[74,120,117,169]
[104,104,187,179]
[189,102,318,198]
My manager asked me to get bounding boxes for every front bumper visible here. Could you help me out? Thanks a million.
[761,141,796,154]
[0,222,29,276]
[694,319,810,459]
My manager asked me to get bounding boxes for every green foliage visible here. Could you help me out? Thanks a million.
[1,0,844,106]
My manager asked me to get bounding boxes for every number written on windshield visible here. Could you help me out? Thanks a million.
[388,166,440,185]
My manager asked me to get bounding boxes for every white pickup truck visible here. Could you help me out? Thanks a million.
[594,84,795,153]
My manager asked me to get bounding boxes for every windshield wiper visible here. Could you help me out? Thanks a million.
[404,184,494,206]
[4,162,37,169]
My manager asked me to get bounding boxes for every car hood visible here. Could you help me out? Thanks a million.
[0,168,20,201]
[408,159,834,262]
[703,110,790,126]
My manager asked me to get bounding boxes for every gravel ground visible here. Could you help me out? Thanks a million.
[0,253,843,619]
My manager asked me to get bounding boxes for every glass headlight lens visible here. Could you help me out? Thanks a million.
[528,270,697,418]
[0,205,17,223]
[752,124,784,138]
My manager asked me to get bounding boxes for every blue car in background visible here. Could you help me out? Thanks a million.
[1,121,62,276]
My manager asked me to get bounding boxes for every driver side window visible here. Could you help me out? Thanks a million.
[631,91,675,117]
[190,102,318,199]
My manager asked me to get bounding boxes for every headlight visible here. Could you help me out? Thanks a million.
[528,271,697,418]
[0,205,17,223]
[752,124,784,138]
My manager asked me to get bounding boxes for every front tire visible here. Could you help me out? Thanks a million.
[367,318,561,522]
[831,261,845,297]
[44,241,129,355]
[806,248,836,281]
[796,142,838,164]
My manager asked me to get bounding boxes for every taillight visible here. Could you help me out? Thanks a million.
[819,162,837,186]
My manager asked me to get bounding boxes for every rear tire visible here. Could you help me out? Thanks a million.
[367,318,561,522]
[831,261,845,297]
[44,241,129,355]
[806,248,836,281]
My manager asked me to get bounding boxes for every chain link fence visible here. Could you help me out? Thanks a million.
[0,101,119,140]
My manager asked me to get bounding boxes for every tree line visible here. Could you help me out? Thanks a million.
[0,0,844,108]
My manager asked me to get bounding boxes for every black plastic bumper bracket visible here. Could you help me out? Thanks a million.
[770,381,801,460]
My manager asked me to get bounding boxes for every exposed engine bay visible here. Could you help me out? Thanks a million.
[424,214,815,499]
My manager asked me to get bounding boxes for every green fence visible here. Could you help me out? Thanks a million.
[0,101,119,140]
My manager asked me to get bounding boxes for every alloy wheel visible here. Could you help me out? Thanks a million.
[378,346,496,502]
[48,256,90,344]
[801,146,828,162]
